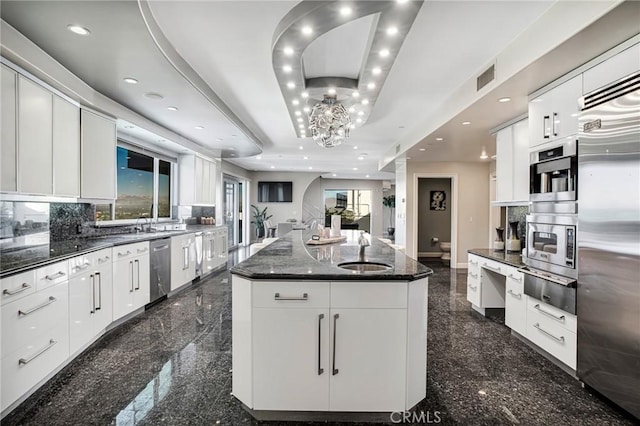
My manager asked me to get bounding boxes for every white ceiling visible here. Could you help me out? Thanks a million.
[1,1,638,180]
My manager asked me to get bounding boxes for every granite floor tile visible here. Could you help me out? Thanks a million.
[2,253,635,426]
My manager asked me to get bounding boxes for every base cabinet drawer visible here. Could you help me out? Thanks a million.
[1,270,36,305]
[526,313,576,370]
[1,322,70,411]
[253,281,329,308]
[527,297,577,333]
[466,270,481,306]
[505,272,526,335]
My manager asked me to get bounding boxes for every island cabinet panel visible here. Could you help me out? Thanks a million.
[252,308,330,411]
[253,281,329,308]
[328,308,407,412]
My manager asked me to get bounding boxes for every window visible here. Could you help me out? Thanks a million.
[96,145,175,222]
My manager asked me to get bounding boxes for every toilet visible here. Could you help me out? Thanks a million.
[440,242,451,265]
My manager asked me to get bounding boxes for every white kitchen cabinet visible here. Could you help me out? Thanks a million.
[504,269,526,336]
[93,251,113,334]
[583,43,640,94]
[466,261,481,307]
[215,227,228,268]
[18,75,53,195]
[178,154,217,205]
[81,109,116,199]
[202,231,217,275]
[495,119,529,203]
[52,96,80,197]
[1,64,17,192]
[526,298,577,369]
[170,233,196,291]
[529,75,582,147]
[1,270,35,306]
[112,242,149,321]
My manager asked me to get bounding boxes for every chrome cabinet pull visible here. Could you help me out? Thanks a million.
[19,296,56,316]
[130,261,134,293]
[469,259,478,266]
[482,263,501,273]
[90,274,96,314]
[153,245,169,251]
[74,262,91,272]
[96,272,102,311]
[534,303,565,321]
[45,271,66,281]
[468,272,478,279]
[3,283,31,296]
[19,339,57,365]
[467,284,477,291]
[543,115,550,139]
[332,313,339,375]
[118,251,132,258]
[274,292,308,301]
[507,289,522,299]
[137,247,148,253]
[533,323,565,343]
[135,260,140,290]
[552,112,558,136]
[182,247,189,270]
[318,314,324,375]
[98,256,110,264]
[508,273,522,282]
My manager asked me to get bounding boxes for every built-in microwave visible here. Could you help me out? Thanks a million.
[529,140,577,208]
[524,213,577,279]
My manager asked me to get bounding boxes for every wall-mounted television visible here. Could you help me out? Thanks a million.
[258,181,293,202]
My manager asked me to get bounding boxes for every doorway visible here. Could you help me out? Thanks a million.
[223,175,244,249]
[415,176,456,267]
[323,189,372,232]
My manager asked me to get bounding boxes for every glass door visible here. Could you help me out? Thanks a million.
[223,175,243,248]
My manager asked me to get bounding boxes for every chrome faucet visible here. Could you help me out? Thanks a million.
[358,230,370,262]
[134,216,150,233]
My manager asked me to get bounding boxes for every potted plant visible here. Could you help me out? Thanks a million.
[383,195,396,237]
[251,205,272,239]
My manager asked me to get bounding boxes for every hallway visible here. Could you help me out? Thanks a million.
[3,255,632,425]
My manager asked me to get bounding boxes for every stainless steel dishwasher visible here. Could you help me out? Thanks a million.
[149,238,171,306]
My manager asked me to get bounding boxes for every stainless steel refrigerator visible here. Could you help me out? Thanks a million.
[578,71,640,419]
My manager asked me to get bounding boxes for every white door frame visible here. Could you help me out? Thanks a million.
[412,173,458,268]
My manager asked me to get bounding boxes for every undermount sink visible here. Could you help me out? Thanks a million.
[337,261,393,273]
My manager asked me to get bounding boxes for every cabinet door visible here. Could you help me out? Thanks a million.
[217,231,227,267]
[528,91,552,147]
[512,119,530,202]
[112,259,134,321]
[329,308,406,412]
[209,160,217,205]
[194,156,204,204]
[69,272,95,355]
[170,235,190,290]
[18,76,52,195]
[203,234,216,273]
[466,269,481,306]
[53,96,80,197]
[551,75,581,141]
[495,126,513,202]
[93,262,113,334]
[505,272,526,335]
[253,308,330,411]
[132,254,150,309]
[81,110,115,199]
[1,64,17,192]
[201,159,210,204]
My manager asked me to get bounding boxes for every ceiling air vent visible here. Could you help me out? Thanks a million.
[477,64,495,91]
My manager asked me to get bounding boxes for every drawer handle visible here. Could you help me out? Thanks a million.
[332,313,339,375]
[98,256,110,264]
[137,247,148,253]
[118,251,132,257]
[508,274,522,283]
[19,296,56,316]
[534,303,565,322]
[468,272,478,279]
[467,284,477,291]
[482,263,501,273]
[74,262,91,271]
[19,339,57,365]
[533,323,565,343]
[318,314,324,376]
[153,245,169,251]
[3,282,31,296]
[507,289,522,299]
[274,292,308,301]
[45,271,66,281]
[469,259,478,266]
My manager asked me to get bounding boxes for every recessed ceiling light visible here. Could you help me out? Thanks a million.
[372,67,381,75]
[167,106,178,111]
[367,82,376,90]
[67,25,91,36]
[379,49,390,57]
[356,118,363,123]
[358,156,364,160]
[303,107,310,113]
[349,107,355,113]
[302,26,313,35]
[256,156,262,160]
[292,99,299,105]
[396,0,409,4]
[352,91,360,98]
[350,124,356,129]
[308,166,313,170]
[283,46,294,56]
[287,82,296,89]
[328,88,336,95]
[299,146,304,150]
[340,6,352,16]
[498,97,511,103]
[366,174,370,178]
[297,118,303,123]
[353,168,359,171]
[353,146,358,150]
[123,77,138,84]
[195,126,204,130]
[301,92,309,98]
[357,111,364,116]
[332,173,337,177]
[144,92,164,100]
[303,156,308,160]
[386,26,398,36]
[124,125,134,129]
[361,99,369,105]
[436,137,443,141]
[270,165,275,169]
[298,124,305,129]
[282,65,292,73]
[295,111,302,116]
[462,121,471,125]
[419,148,426,151]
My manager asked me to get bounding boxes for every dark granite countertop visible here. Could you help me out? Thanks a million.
[0,227,220,278]
[231,230,432,281]
[468,248,526,268]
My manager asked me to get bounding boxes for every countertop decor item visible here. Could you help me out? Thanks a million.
[506,221,521,252]
[251,205,272,239]
[493,227,505,251]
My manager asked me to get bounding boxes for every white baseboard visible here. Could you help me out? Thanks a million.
[456,262,468,269]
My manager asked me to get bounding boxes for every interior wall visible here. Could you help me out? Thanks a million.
[394,159,408,248]
[407,162,490,267]
[221,160,253,180]
[417,178,452,255]
[250,171,318,225]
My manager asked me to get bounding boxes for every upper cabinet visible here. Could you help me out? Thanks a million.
[179,154,216,206]
[81,109,116,200]
[528,75,582,147]
[495,119,529,203]
[583,43,640,94]
[0,68,80,197]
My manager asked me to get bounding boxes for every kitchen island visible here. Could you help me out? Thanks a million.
[230,230,432,421]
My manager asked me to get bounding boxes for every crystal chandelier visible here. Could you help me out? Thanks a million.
[308,95,351,148]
